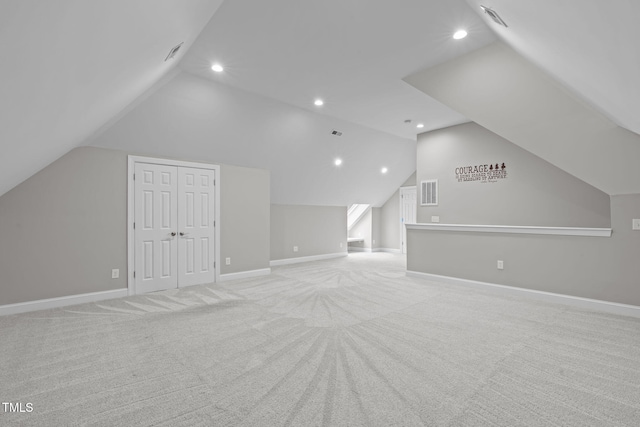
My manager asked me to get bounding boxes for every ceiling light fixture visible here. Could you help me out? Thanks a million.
[314,99,324,106]
[417,123,425,129]
[453,30,468,40]
[211,64,224,72]
[381,167,388,174]
[334,158,342,166]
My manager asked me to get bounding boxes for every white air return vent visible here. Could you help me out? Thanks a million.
[480,5,508,28]
[165,42,184,61]
[331,129,343,136]
[421,180,438,206]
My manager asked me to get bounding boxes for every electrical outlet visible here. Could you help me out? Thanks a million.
[111,269,119,279]
[340,242,343,248]
[497,260,504,270]
[633,219,640,230]
[431,216,440,223]
[225,257,231,265]
[293,246,299,252]
[373,239,376,245]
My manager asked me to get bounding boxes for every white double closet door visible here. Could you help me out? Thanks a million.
[134,163,215,294]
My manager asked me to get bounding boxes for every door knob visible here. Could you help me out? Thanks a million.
[179,232,188,236]
[170,232,176,236]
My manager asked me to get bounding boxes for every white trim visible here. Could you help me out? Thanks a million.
[127,155,221,296]
[399,186,417,254]
[373,248,402,254]
[270,252,348,266]
[405,223,612,237]
[0,289,129,316]
[347,237,365,243]
[219,268,271,282]
[406,271,640,319]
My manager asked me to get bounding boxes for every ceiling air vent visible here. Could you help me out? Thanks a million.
[331,129,343,136]
[480,5,508,28]
[165,42,184,61]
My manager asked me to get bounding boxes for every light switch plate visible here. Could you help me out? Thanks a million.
[431,216,440,223]
[633,219,640,230]
[111,269,119,279]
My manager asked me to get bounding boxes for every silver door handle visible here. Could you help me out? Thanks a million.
[179,232,189,236]
[170,232,176,237]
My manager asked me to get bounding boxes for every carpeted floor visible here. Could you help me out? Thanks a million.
[1,253,639,426]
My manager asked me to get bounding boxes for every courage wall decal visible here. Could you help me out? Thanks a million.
[455,163,507,183]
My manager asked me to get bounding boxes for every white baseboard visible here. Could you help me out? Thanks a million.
[0,289,129,316]
[348,247,372,253]
[406,271,640,319]
[270,252,348,267]
[373,248,401,254]
[219,268,271,282]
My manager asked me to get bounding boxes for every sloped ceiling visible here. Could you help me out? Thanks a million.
[178,0,496,140]
[3,0,640,202]
[405,1,640,195]
[463,0,640,136]
[0,0,224,197]
[89,72,416,207]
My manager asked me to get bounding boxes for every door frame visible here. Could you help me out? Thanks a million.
[127,155,220,296]
[399,186,417,254]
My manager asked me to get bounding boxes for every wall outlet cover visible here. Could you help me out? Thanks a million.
[225,257,231,265]
[431,216,440,223]
[111,269,119,279]
[633,219,640,230]
[293,246,299,252]
[497,260,504,270]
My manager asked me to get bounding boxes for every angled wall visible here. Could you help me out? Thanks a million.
[407,123,640,306]
[416,122,611,227]
[405,41,640,196]
[0,147,270,306]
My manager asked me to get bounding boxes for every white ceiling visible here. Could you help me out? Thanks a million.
[178,0,496,140]
[2,0,639,200]
[0,0,224,197]
[463,0,640,136]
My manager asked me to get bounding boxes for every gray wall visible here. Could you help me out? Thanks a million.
[270,204,346,261]
[0,147,128,305]
[0,146,270,305]
[408,194,640,306]
[220,164,270,275]
[408,122,640,306]
[416,122,610,227]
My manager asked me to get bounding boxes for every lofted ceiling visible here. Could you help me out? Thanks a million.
[0,0,224,197]
[1,0,639,202]
[178,0,496,140]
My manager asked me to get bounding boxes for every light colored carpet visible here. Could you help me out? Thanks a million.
[1,253,640,426]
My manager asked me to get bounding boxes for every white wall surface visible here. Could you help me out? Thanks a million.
[89,71,416,207]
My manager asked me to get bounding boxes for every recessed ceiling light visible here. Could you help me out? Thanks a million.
[417,123,425,129]
[314,99,324,106]
[334,158,342,166]
[453,30,468,39]
[211,64,224,72]
[381,167,388,174]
